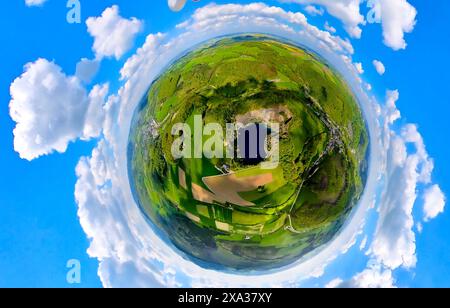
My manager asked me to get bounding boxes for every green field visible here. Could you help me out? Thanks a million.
[129,35,369,270]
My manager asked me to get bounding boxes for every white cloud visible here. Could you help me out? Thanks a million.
[304,5,324,16]
[76,58,101,84]
[168,0,187,12]
[379,0,417,50]
[362,92,440,280]
[86,5,143,60]
[9,59,108,161]
[423,185,446,222]
[369,91,436,271]
[327,264,395,288]
[340,55,364,84]
[370,133,418,270]
[25,0,47,7]
[324,21,336,34]
[333,87,444,288]
[83,84,109,139]
[355,62,364,74]
[325,278,344,288]
[120,33,165,80]
[328,103,445,288]
[373,60,386,75]
[335,88,444,288]
[284,0,365,38]
[178,3,354,55]
[282,0,417,50]
[77,6,143,83]
[359,236,368,251]
[416,222,423,233]
[75,141,127,260]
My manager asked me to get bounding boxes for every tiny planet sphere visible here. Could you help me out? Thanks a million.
[168,0,187,12]
[128,35,370,271]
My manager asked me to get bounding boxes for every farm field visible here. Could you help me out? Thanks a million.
[129,35,369,270]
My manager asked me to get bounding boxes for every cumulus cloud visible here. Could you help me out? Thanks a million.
[355,62,364,74]
[423,185,446,222]
[283,0,365,38]
[8,5,129,161]
[86,5,143,60]
[378,0,417,50]
[168,0,187,12]
[343,91,442,288]
[416,222,423,233]
[359,236,368,251]
[370,133,418,270]
[369,92,436,270]
[340,55,363,84]
[120,33,165,80]
[76,58,101,84]
[9,59,108,161]
[282,0,417,50]
[304,5,324,16]
[83,84,109,139]
[25,0,47,7]
[324,21,336,33]
[329,88,444,287]
[327,265,395,288]
[373,60,386,75]
[178,3,354,55]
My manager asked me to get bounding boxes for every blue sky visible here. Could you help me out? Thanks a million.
[0,0,449,288]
